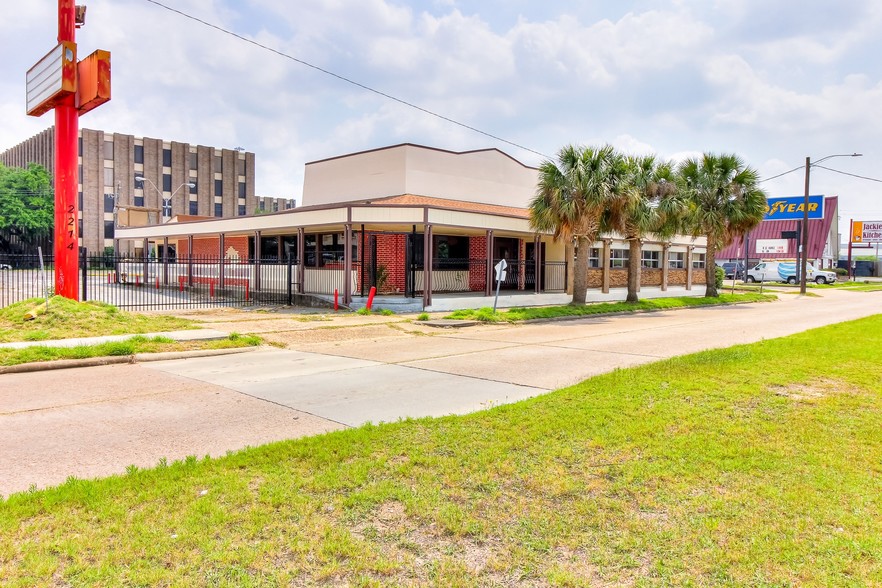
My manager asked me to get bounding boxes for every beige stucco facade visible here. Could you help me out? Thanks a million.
[303,144,539,209]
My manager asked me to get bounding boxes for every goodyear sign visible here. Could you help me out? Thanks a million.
[852,221,882,244]
[763,195,824,220]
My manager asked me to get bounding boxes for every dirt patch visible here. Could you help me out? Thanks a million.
[768,378,858,402]
[261,324,412,348]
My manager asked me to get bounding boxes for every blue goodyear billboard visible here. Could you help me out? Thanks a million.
[764,195,824,220]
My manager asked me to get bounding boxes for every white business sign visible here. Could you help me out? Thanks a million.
[26,41,77,116]
[755,239,789,254]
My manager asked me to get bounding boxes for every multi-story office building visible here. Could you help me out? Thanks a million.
[0,127,256,253]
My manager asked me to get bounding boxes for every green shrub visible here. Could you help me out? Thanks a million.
[714,265,725,288]
[417,312,430,321]
[835,267,849,276]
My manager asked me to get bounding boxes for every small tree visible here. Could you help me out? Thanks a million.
[678,154,767,297]
[604,155,682,302]
[530,145,624,304]
[0,163,53,253]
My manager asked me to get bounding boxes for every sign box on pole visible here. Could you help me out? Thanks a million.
[26,41,77,117]
[763,195,824,221]
[852,221,882,244]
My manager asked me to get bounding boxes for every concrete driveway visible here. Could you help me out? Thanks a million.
[2,288,879,495]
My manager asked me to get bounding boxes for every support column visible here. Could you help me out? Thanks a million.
[297,227,305,293]
[534,234,541,294]
[219,233,226,289]
[661,243,670,292]
[422,224,433,308]
[602,239,611,294]
[254,230,262,292]
[485,230,494,296]
[686,245,694,291]
[343,224,352,305]
[187,235,193,287]
[162,237,169,286]
[142,238,149,284]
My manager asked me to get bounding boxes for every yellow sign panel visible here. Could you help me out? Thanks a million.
[852,221,882,244]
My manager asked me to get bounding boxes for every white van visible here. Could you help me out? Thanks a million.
[746,261,837,284]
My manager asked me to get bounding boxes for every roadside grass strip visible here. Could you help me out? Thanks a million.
[1,316,881,586]
[446,292,776,322]
[0,333,262,367]
[0,296,199,343]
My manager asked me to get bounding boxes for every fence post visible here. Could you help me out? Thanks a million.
[287,253,293,305]
[80,248,88,301]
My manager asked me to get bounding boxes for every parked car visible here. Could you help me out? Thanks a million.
[746,261,837,284]
[719,261,745,280]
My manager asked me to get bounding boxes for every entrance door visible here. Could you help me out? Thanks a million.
[525,241,545,291]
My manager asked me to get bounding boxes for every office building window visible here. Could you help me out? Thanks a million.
[162,201,172,218]
[641,250,661,268]
[238,182,246,198]
[78,191,83,211]
[134,145,144,164]
[237,158,245,176]
[190,152,198,169]
[78,165,83,184]
[610,249,629,268]
[692,253,706,269]
[78,219,83,239]
[103,140,113,160]
[162,148,172,167]
[104,220,115,239]
[134,195,144,207]
[189,180,197,194]
[163,174,172,191]
[189,201,198,215]
[78,137,83,156]
[104,193,114,213]
[587,247,601,268]
[214,179,223,196]
[668,252,685,269]
[213,155,222,174]
[238,204,246,216]
[103,167,113,188]
[214,203,223,217]
[258,200,265,211]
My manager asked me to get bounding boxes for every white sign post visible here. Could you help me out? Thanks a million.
[493,259,507,312]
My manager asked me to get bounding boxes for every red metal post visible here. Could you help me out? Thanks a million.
[54,0,79,300]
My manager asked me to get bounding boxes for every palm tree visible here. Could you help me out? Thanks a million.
[530,145,623,304]
[604,155,682,302]
[678,153,767,297]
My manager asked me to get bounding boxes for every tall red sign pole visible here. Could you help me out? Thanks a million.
[27,3,110,301]
[55,0,79,300]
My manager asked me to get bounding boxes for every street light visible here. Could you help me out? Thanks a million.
[134,176,196,223]
[800,153,862,294]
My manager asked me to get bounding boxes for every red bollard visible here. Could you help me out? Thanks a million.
[334,288,339,311]
[245,281,250,301]
[156,277,160,290]
[366,286,377,310]
[107,273,111,284]
[179,276,184,292]
[135,275,140,287]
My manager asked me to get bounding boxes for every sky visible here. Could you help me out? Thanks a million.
[2,0,881,240]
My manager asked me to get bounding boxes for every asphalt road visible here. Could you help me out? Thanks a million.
[2,288,879,496]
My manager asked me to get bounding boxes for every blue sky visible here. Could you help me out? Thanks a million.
[2,0,880,238]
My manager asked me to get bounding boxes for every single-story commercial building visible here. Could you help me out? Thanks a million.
[115,144,708,311]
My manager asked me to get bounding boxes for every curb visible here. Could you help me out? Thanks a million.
[0,346,257,375]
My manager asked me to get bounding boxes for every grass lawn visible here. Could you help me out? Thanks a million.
[2,315,880,586]
[0,296,198,343]
[445,292,775,322]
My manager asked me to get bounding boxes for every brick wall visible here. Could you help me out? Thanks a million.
[177,236,248,261]
[469,236,487,291]
[668,269,688,285]
[642,268,663,286]
[586,269,603,288]
[375,234,406,293]
[609,269,629,287]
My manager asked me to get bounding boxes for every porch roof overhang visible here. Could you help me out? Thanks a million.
[115,200,546,242]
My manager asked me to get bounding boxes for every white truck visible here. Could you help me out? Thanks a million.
[746,260,837,284]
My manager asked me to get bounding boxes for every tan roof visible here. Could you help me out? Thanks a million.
[370,194,530,218]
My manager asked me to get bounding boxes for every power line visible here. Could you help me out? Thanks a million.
[812,165,882,184]
[760,165,803,183]
[141,0,551,160]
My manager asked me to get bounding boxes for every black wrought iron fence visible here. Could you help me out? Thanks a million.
[0,254,55,308]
